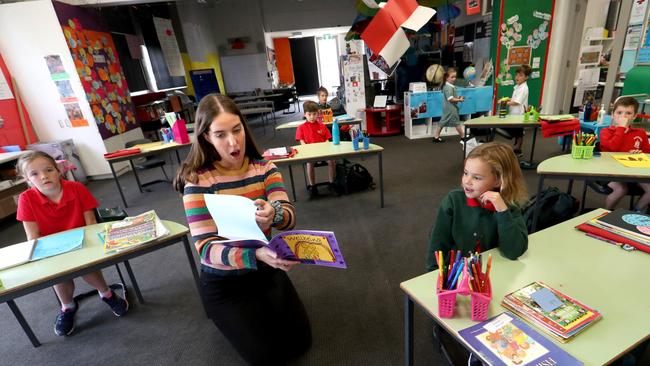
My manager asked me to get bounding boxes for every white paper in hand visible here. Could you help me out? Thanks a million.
[204,194,267,242]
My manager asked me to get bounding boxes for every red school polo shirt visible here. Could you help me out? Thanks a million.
[295,121,332,144]
[16,179,98,236]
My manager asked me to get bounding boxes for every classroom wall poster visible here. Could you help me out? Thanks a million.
[491,0,555,111]
[153,17,185,77]
[341,53,366,116]
[44,54,88,127]
[53,1,139,139]
[629,0,648,26]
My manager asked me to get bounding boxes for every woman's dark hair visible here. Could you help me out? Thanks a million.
[173,93,262,192]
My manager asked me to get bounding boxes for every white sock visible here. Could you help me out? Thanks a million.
[61,302,76,311]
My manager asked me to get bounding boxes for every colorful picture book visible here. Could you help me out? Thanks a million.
[576,210,650,253]
[611,153,650,168]
[0,228,85,271]
[459,312,583,366]
[501,282,601,342]
[204,194,346,268]
[103,210,169,254]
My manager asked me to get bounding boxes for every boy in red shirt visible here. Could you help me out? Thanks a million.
[599,96,650,211]
[296,101,335,198]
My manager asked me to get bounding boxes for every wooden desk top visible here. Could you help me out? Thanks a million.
[400,209,650,365]
[464,115,541,127]
[271,141,383,164]
[537,153,650,179]
[0,220,189,298]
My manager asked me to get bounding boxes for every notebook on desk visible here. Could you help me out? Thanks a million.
[0,228,85,271]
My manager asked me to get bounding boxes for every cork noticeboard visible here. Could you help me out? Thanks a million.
[507,46,532,66]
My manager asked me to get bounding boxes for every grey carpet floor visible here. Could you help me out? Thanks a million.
[0,111,604,365]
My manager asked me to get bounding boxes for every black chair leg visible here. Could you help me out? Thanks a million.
[161,166,169,181]
[115,263,126,285]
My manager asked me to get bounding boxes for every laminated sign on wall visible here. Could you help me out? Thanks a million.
[153,17,185,77]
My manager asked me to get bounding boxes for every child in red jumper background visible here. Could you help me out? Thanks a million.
[599,96,650,211]
[296,100,336,198]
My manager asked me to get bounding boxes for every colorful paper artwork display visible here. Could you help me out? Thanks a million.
[58,16,138,138]
[44,54,88,128]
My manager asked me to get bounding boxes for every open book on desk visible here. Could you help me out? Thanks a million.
[0,228,85,271]
[103,210,169,254]
[204,194,346,268]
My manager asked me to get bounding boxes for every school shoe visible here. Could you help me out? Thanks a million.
[54,302,78,336]
[432,137,444,143]
[513,148,524,159]
[102,291,129,317]
[307,185,319,199]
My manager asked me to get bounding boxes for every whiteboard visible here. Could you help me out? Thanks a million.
[220,53,271,93]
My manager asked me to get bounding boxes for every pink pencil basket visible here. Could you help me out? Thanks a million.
[436,262,492,321]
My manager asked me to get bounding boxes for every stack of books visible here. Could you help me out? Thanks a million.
[501,281,601,343]
[576,209,650,253]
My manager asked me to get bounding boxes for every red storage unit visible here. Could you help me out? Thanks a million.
[364,105,403,136]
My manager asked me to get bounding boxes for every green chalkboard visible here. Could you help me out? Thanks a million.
[490,0,555,111]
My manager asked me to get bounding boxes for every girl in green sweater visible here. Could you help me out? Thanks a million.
[427,142,528,272]
[428,142,529,365]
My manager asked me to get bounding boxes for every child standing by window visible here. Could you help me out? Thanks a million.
[599,96,650,212]
[505,64,532,158]
[426,141,528,272]
[16,151,128,337]
[432,67,466,143]
[296,100,336,198]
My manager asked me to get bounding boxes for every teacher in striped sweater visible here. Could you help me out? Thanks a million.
[174,94,311,365]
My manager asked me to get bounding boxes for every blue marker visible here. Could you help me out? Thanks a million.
[449,261,464,290]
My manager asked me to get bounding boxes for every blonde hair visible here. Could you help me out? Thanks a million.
[466,142,527,206]
[16,151,60,180]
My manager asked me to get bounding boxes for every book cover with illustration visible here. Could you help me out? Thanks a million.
[459,313,583,366]
[103,210,169,253]
[595,209,650,242]
[204,194,346,268]
[502,282,601,340]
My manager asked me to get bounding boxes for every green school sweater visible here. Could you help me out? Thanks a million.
[426,189,528,272]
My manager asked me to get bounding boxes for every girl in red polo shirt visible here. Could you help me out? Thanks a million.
[16,151,128,336]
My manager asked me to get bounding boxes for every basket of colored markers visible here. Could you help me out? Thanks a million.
[433,250,492,321]
[571,132,596,159]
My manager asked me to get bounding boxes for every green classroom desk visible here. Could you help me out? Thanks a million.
[463,115,541,164]
[275,118,363,130]
[0,220,202,347]
[400,209,650,366]
[271,141,384,207]
[531,153,650,232]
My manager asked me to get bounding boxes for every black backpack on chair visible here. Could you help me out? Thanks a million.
[333,159,375,195]
[521,187,579,233]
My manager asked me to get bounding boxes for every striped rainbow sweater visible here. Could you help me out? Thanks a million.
[183,157,296,275]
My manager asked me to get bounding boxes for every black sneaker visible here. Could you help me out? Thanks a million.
[308,185,319,199]
[513,148,523,158]
[102,291,129,317]
[54,303,78,336]
[327,183,337,195]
